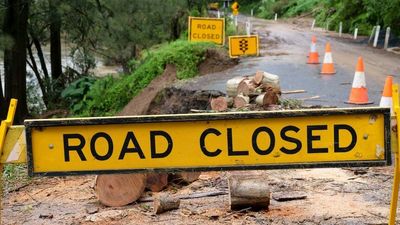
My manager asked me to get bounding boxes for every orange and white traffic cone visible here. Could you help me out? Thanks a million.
[320,42,336,74]
[345,57,373,105]
[379,75,393,115]
[307,36,319,64]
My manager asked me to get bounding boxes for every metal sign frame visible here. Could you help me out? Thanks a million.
[25,107,391,177]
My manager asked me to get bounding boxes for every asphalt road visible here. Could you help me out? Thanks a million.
[182,15,400,108]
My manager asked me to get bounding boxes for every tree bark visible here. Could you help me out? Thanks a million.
[3,0,30,123]
[153,193,180,214]
[228,175,271,210]
[49,0,63,89]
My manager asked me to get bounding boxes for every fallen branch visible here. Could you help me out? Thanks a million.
[139,190,227,203]
[281,90,306,94]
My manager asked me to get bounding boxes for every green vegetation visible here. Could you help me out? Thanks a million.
[64,40,216,117]
[3,164,30,193]
[241,0,400,35]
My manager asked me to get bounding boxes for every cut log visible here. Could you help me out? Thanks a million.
[153,193,180,214]
[236,80,251,96]
[228,175,271,210]
[253,71,264,85]
[261,71,280,89]
[95,173,146,207]
[255,93,267,105]
[173,172,201,183]
[146,173,169,192]
[226,76,245,97]
[234,94,250,109]
[210,97,228,112]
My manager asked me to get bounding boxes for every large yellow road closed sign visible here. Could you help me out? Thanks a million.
[188,17,225,45]
[25,107,391,176]
[229,35,259,58]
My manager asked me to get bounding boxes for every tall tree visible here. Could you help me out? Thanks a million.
[3,0,30,123]
[49,0,63,89]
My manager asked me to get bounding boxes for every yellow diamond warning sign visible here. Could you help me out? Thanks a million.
[229,35,259,58]
[188,17,225,45]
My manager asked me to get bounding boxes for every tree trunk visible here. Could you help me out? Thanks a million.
[210,96,228,112]
[49,0,63,90]
[95,173,147,207]
[228,175,271,210]
[3,0,30,124]
[153,193,180,214]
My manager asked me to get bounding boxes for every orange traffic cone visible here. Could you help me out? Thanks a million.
[379,75,393,115]
[346,57,373,104]
[320,42,336,74]
[307,36,319,64]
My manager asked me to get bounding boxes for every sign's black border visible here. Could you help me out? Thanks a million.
[25,107,391,177]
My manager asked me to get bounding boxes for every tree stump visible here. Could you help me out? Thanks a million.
[226,76,245,97]
[95,173,146,207]
[228,175,271,210]
[253,71,264,85]
[146,173,169,192]
[261,71,280,89]
[153,193,180,214]
[234,94,250,109]
[210,97,228,112]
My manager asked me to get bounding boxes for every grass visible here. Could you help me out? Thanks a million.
[69,40,218,117]
[3,164,31,193]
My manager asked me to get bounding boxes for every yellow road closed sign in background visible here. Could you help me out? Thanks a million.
[229,35,259,58]
[188,17,225,45]
[25,108,390,176]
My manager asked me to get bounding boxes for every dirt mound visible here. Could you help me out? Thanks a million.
[119,48,236,116]
[147,87,224,114]
[198,48,238,75]
[118,64,177,116]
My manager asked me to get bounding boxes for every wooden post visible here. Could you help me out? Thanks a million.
[384,27,391,50]
[311,19,315,30]
[0,99,18,225]
[368,26,376,45]
[354,28,358,40]
[373,25,380,48]
[339,22,343,37]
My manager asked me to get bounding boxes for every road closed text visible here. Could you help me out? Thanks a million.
[26,109,390,176]
[62,124,357,163]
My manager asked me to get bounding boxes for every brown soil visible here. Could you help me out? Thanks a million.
[118,64,178,116]
[198,48,239,75]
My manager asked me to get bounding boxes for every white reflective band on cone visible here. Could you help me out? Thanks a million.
[310,43,316,52]
[352,71,367,88]
[323,53,333,63]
